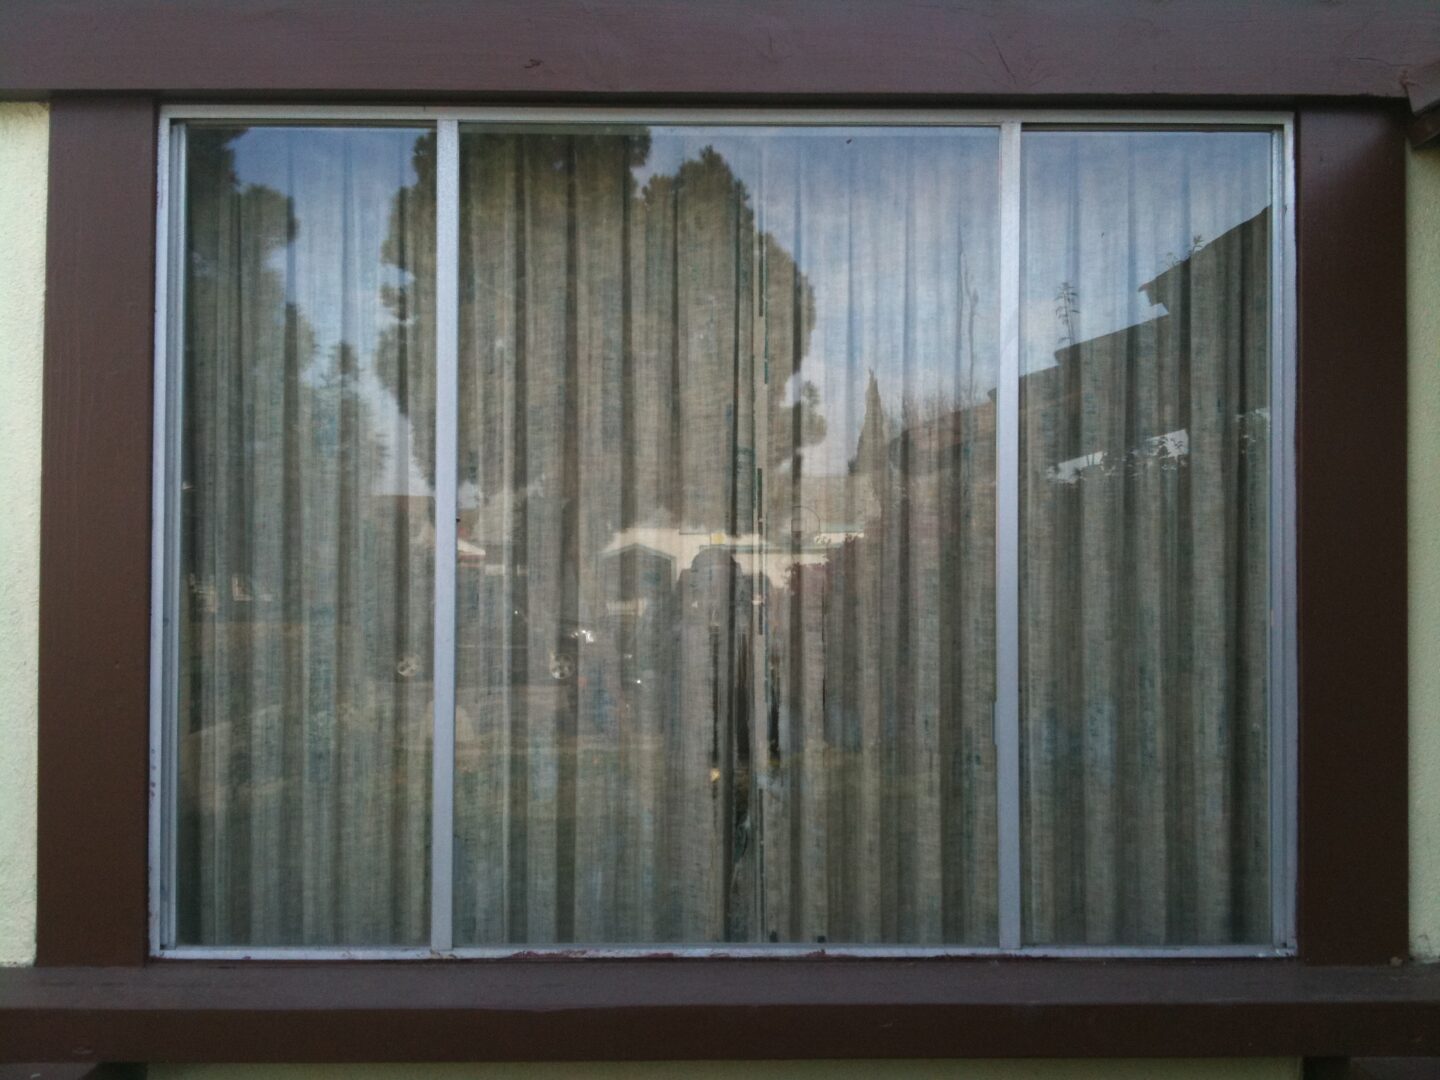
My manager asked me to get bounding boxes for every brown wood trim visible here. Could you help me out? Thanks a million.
[0,1066,145,1080]
[1405,58,1440,117]
[1294,107,1410,964]
[1411,107,1440,150]
[1408,59,1440,147]
[1,1,1439,102]
[36,96,157,967]
[1,961,1439,1062]
[1303,1060,1440,1080]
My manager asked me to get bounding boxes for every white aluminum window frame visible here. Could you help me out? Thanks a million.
[149,105,1298,960]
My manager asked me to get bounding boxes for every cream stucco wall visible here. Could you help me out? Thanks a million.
[0,101,1434,1078]
[0,101,46,969]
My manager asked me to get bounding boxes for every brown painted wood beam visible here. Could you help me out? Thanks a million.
[0,1066,144,1080]
[1294,107,1410,964]
[0,0,1438,102]
[1,961,1439,1063]
[1413,108,1440,148]
[1306,1059,1440,1080]
[1406,58,1440,146]
[36,96,156,968]
[1350,1060,1440,1080]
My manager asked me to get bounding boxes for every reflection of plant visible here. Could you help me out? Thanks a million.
[961,251,982,407]
[1163,233,1207,270]
[1055,280,1080,348]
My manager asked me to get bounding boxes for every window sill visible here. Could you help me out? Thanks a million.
[1,959,1438,1063]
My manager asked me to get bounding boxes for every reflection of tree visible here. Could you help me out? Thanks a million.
[376,131,849,500]
[374,131,437,488]
[666,145,825,538]
[183,129,403,612]
[186,128,307,619]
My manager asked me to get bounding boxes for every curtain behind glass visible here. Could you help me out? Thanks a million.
[454,127,1000,945]
[177,125,436,945]
[1019,131,1273,945]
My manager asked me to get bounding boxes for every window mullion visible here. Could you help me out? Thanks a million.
[152,117,187,954]
[995,120,1023,951]
[430,117,461,954]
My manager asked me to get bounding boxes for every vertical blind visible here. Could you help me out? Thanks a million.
[171,119,1282,950]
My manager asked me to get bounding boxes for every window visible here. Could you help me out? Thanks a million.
[150,108,1294,957]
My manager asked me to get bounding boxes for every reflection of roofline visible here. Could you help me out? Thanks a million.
[1051,311,1171,367]
[1137,206,1270,306]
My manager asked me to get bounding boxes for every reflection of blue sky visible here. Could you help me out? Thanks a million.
[226,126,431,495]
[1021,130,1273,375]
[637,126,1001,477]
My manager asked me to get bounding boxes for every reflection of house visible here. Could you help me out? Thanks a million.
[1022,207,1270,485]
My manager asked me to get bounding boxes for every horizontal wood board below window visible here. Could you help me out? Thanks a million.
[1,962,1439,1062]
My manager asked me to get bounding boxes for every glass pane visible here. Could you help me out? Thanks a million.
[1019,131,1273,945]
[454,125,1000,945]
[176,125,436,945]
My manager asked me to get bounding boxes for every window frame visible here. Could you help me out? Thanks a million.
[4,0,1425,1059]
[146,104,1299,961]
[15,93,1417,1061]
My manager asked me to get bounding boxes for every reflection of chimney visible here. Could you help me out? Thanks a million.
[852,369,889,480]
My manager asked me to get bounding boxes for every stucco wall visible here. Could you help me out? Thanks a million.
[0,101,1433,1078]
[0,101,46,969]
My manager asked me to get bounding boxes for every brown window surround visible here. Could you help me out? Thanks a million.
[1,0,1438,1067]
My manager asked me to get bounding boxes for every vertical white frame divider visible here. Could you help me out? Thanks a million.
[1270,121,1299,949]
[149,116,185,952]
[430,119,461,953]
[995,121,1024,950]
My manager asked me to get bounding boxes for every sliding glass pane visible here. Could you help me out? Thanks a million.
[176,125,436,945]
[1018,130,1273,944]
[453,125,1001,945]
